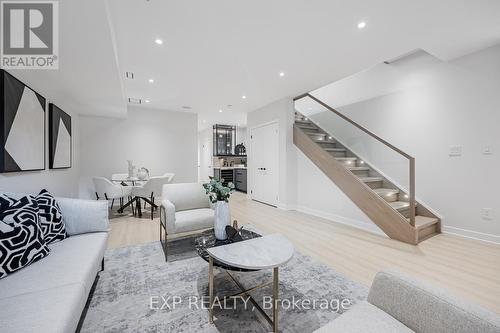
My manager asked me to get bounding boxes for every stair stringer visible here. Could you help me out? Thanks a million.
[294,125,418,244]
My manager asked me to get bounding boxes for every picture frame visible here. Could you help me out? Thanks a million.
[0,70,46,173]
[48,103,72,169]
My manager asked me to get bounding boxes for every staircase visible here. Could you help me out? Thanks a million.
[293,95,440,244]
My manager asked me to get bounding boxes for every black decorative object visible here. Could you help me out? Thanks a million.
[225,225,243,242]
[0,70,46,172]
[235,143,246,155]
[48,103,71,169]
[195,228,261,272]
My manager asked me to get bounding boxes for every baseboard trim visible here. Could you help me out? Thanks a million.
[442,226,500,245]
[285,205,500,245]
[294,205,387,237]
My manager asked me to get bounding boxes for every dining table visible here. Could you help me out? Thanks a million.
[114,176,151,217]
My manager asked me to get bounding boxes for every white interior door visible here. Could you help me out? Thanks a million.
[251,122,279,206]
[199,139,212,182]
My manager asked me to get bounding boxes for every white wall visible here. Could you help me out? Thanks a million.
[247,98,296,209]
[78,106,198,198]
[301,44,500,242]
[0,72,80,198]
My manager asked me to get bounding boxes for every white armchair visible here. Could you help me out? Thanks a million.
[92,177,134,213]
[160,183,214,261]
[131,173,175,219]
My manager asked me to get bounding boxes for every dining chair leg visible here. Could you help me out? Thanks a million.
[129,196,135,215]
[95,192,99,200]
[110,199,115,210]
[150,194,155,220]
[104,193,110,210]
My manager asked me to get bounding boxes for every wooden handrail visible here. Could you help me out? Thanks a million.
[295,93,416,226]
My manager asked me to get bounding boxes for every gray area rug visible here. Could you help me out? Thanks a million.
[81,235,368,332]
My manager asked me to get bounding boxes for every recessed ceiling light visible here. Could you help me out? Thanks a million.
[145,100,150,103]
[279,72,285,77]
[202,120,206,123]
[242,95,247,99]
[148,78,154,83]
[219,109,223,113]
[357,21,367,29]
[155,38,163,45]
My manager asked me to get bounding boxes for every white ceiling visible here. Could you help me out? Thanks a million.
[10,1,500,129]
[10,0,126,118]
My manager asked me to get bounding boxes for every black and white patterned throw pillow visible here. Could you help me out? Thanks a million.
[34,189,68,244]
[0,195,51,279]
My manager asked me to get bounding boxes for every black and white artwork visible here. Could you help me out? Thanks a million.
[0,70,46,173]
[48,103,71,169]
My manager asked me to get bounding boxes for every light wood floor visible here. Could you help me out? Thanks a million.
[108,192,500,314]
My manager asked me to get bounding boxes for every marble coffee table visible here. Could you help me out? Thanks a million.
[206,233,294,332]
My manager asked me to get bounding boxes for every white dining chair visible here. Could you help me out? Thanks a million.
[92,177,134,213]
[131,173,175,220]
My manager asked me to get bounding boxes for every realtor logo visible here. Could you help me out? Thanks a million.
[1,1,59,69]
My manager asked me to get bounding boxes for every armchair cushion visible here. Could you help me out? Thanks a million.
[368,270,500,333]
[174,208,214,234]
[314,301,414,333]
[161,183,210,212]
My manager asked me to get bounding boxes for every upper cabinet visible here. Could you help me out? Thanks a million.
[213,124,246,156]
[213,124,236,156]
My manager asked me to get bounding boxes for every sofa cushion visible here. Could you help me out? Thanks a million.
[174,208,214,233]
[0,232,107,298]
[34,189,68,244]
[368,270,500,333]
[0,283,87,333]
[314,301,415,333]
[0,195,50,279]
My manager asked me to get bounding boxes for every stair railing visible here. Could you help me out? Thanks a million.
[294,93,416,227]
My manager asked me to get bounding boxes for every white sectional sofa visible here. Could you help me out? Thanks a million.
[315,270,500,333]
[0,194,109,333]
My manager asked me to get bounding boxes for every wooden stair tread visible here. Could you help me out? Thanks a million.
[324,148,346,152]
[298,124,319,130]
[389,201,419,210]
[373,188,399,196]
[348,166,370,171]
[359,176,383,183]
[410,216,440,229]
[336,157,357,161]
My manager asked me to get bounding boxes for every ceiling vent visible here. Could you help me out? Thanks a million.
[128,97,142,104]
[125,72,134,79]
